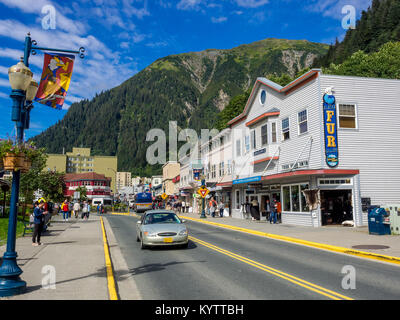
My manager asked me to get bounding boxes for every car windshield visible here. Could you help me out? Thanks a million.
[144,213,181,225]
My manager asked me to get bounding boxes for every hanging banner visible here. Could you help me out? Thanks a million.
[35,52,75,110]
[323,89,339,167]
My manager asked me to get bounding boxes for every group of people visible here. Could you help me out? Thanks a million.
[60,200,92,222]
[244,198,281,224]
[207,197,225,218]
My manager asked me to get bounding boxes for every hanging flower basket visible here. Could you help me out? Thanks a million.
[2,153,26,171]
[20,158,32,173]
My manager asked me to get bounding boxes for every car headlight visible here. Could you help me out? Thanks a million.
[144,231,157,237]
[179,229,188,236]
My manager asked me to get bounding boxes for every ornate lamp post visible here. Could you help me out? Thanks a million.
[0,33,84,297]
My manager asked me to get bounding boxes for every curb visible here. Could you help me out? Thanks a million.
[100,216,119,300]
[180,215,400,266]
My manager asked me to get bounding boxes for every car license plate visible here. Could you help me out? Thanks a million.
[163,237,173,243]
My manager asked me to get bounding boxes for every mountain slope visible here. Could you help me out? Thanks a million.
[32,38,328,175]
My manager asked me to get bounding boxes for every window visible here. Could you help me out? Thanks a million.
[219,162,224,177]
[282,117,290,141]
[227,160,232,175]
[338,104,357,129]
[260,90,266,105]
[261,124,268,146]
[282,183,310,213]
[236,190,240,209]
[298,110,308,134]
[211,165,216,179]
[271,122,277,143]
[283,186,291,211]
[251,130,256,149]
[236,139,241,157]
[245,135,250,154]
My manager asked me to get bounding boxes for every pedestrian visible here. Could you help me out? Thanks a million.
[269,199,277,224]
[82,201,88,220]
[68,200,72,218]
[218,200,224,218]
[181,200,186,213]
[265,198,271,221]
[250,198,260,220]
[73,201,81,219]
[209,197,217,218]
[32,200,48,246]
[61,199,69,222]
[87,202,91,219]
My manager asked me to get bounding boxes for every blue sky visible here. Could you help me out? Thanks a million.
[0,0,372,140]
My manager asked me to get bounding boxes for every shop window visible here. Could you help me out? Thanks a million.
[282,117,290,141]
[236,190,240,209]
[271,122,277,143]
[338,104,357,129]
[261,124,268,146]
[298,109,308,134]
[282,186,291,212]
[300,184,309,212]
[291,185,300,212]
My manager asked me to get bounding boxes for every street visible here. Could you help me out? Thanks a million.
[106,214,400,300]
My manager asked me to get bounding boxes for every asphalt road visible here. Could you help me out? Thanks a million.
[105,214,400,300]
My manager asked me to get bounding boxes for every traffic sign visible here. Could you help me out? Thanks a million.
[161,193,168,200]
[197,187,210,199]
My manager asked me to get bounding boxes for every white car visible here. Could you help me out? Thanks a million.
[136,210,189,249]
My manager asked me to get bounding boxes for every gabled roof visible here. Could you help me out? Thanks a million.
[228,69,322,127]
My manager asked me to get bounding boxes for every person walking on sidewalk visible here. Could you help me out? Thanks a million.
[32,200,48,246]
[82,201,88,220]
[61,200,69,222]
[73,201,81,219]
[269,199,278,224]
[218,200,225,218]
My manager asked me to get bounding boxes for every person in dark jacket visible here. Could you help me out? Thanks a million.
[32,200,48,246]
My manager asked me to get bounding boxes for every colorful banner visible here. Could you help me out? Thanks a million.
[35,52,75,110]
[323,92,339,168]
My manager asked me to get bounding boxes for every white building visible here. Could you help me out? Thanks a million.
[225,69,400,227]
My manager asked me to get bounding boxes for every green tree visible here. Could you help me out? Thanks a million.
[39,171,66,203]
[75,186,88,201]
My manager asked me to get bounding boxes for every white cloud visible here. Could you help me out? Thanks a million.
[234,0,269,8]
[304,0,372,19]
[177,0,204,11]
[211,16,228,23]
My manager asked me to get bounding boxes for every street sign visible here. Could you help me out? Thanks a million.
[197,187,210,199]
[161,193,168,200]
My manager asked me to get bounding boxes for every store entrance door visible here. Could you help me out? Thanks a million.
[320,190,353,226]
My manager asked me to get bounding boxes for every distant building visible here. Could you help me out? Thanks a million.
[116,172,132,191]
[162,162,180,196]
[64,172,112,202]
[45,147,117,192]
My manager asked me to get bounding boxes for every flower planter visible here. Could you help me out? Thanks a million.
[20,158,32,173]
[2,153,26,171]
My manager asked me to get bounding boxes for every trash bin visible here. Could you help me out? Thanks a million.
[383,204,400,235]
[368,206,391,235]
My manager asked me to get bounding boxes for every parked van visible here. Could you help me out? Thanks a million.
[92,198,113,207]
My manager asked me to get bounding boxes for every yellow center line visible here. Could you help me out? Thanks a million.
[100,217,119,300]
[189,235,354,301]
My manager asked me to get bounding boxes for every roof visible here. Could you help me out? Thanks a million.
[64,172,111,182]
[228,69,321,127]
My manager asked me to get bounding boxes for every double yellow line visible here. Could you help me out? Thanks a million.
[189,235,353,300]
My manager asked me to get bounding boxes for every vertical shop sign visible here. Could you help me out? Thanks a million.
[323,89,339,167]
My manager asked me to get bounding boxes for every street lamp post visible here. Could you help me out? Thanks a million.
[0,33,84,297]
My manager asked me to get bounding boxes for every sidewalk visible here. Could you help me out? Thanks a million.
[178,211,400,263]
[0,212,143,300]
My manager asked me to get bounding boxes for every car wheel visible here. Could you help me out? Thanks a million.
[140,236,147,250]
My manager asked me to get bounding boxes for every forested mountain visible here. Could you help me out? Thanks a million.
[313,0,400,67]
[31,38,328,175]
